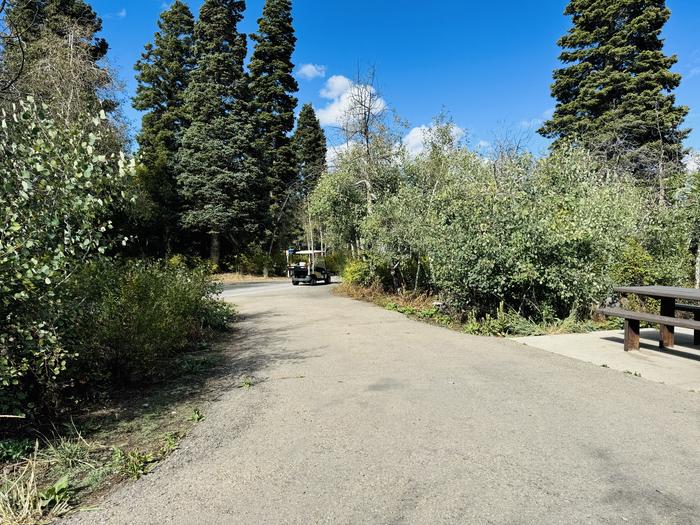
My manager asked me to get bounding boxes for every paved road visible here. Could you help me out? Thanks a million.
[70,282,700,524]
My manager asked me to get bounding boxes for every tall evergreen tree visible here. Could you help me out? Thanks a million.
[539,0,689,181]
[248,0,298,246]
[177,0,262,265]
[133,1,195,254]
[292,103,327,197]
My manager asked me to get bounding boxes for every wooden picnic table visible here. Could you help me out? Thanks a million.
[608,286,700,350]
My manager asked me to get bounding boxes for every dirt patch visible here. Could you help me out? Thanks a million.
[213,273,288,285]
[0,331,255,522]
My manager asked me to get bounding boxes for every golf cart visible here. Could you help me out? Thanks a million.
[288,249,331,286]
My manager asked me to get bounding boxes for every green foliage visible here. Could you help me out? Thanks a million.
[293,103,327,196]
[133,0,195,254]
[178,0,263,263]
[188,408,205,422]
[110,447,155,480]
[426,148,645,318]
[0,99,134,417]
[0,458,70,524]
[323,250,348,274]
[310,169,365,250]
[7,0,107,61]
[249,0,299,247]
[0,440,34,463]
[38,476,71,511]
[342,259,375,286]
[67,259,235,385]
[225,246,288,275]
[540,0,689,177]
[315,117,694,324]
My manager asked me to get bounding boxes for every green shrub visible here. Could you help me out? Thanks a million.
[425,149,648,319]
[342,259,373,286]
[68,259,235,385]
[0,99,134,418]
[323,250,349,274]
[224,246,288,276]
[0,439,35,463]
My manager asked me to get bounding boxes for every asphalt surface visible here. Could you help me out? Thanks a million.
[68,281,700,524]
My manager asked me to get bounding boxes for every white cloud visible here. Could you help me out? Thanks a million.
[320,75,353,100]
[316,75,387,128]
[326,141,354,168]
[519,108,554,130]
[476,140,491,151]
[297,63,326,80]
[685,151,699,173]
[519,118,543,130]
[402,124,465,157]
[106,7,127,19]
[403,126,429,157]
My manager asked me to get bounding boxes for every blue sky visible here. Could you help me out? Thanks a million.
[93,0,700,154]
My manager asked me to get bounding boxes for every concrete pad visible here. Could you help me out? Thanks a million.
[515,327,700,391]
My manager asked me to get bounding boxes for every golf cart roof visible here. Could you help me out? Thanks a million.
[294,250,325,255]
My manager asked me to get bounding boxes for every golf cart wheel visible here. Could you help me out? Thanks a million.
[310,276,317,286]
[292,280,299,286]
[325,274,331,284]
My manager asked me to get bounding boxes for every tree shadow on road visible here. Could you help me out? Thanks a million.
[79,311,314,439]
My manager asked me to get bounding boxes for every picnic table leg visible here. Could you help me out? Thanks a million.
[659,297,675,349]
[624,319,640,351]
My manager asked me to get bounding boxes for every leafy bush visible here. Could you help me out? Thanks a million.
[67,259,235,385]
[426,149,647,318]
[315,123,694,323]
[0,99,134,417]
[0,440,35,463]
[224,246,288,276]
[342,259,374,286]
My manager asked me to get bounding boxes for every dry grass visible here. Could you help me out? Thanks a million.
[212,273,288,285]
[0,458,70,525]
[335,283,619,336]
[334,282,435,309]
[0,333,242,523]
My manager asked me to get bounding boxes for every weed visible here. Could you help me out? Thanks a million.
[110,448,155,480]
[188,408,205,422]
[160,433,181,456]
[38,476,71,511]
[39,430,95,471]
[0,458,70,524]
[339,283,622,337]
[0,439,35,463]
[78,465,112,492]
[624,370,642,377]
[237,376,255,389]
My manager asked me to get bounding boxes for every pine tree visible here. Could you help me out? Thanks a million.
[540,0,689,181]
[248,0,298,246]
[177,0,262,265]
[133,0,195,254]
[292,103,327,197]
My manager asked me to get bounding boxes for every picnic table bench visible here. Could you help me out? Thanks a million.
[597,286,700,351]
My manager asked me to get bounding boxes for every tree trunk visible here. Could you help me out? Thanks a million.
[165,225,172,256]
[414,258,421,295]
[210,233,221,267]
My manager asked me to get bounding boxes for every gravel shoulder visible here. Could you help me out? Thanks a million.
[66,282,700,524]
